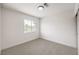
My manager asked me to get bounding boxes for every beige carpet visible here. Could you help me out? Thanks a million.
[1,38,77,55]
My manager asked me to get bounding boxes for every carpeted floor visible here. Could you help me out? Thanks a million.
[1,38,77,55]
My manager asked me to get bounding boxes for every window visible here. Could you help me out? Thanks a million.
[24,19,36,33]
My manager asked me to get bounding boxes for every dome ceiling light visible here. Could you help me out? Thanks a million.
[38,6,44,11]
[37,3,48,11]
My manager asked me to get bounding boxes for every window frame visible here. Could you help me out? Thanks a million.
[24,19,36,33]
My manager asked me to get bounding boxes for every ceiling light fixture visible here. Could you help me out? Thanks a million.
[38,6,44,11]
[37,3,48,11]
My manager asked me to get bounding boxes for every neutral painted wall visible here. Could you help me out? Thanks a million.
[77,11,79,54]
[41,9,76,48]
[74,3,79,16]
[2,7,39,49]
[0,4,2,54]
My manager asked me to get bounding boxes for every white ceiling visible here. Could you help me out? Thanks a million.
[3,3,76,18]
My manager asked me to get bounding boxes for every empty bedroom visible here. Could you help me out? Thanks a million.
[0,3,79,55]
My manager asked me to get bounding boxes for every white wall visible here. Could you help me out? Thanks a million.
[77,11,79,54]
[2,7,39,49]
[0,4,2,54]
[77,9,79,54]
[74,4,79,16]
[41,8,76,48]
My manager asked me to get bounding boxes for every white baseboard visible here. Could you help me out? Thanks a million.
[41,36,77,49]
